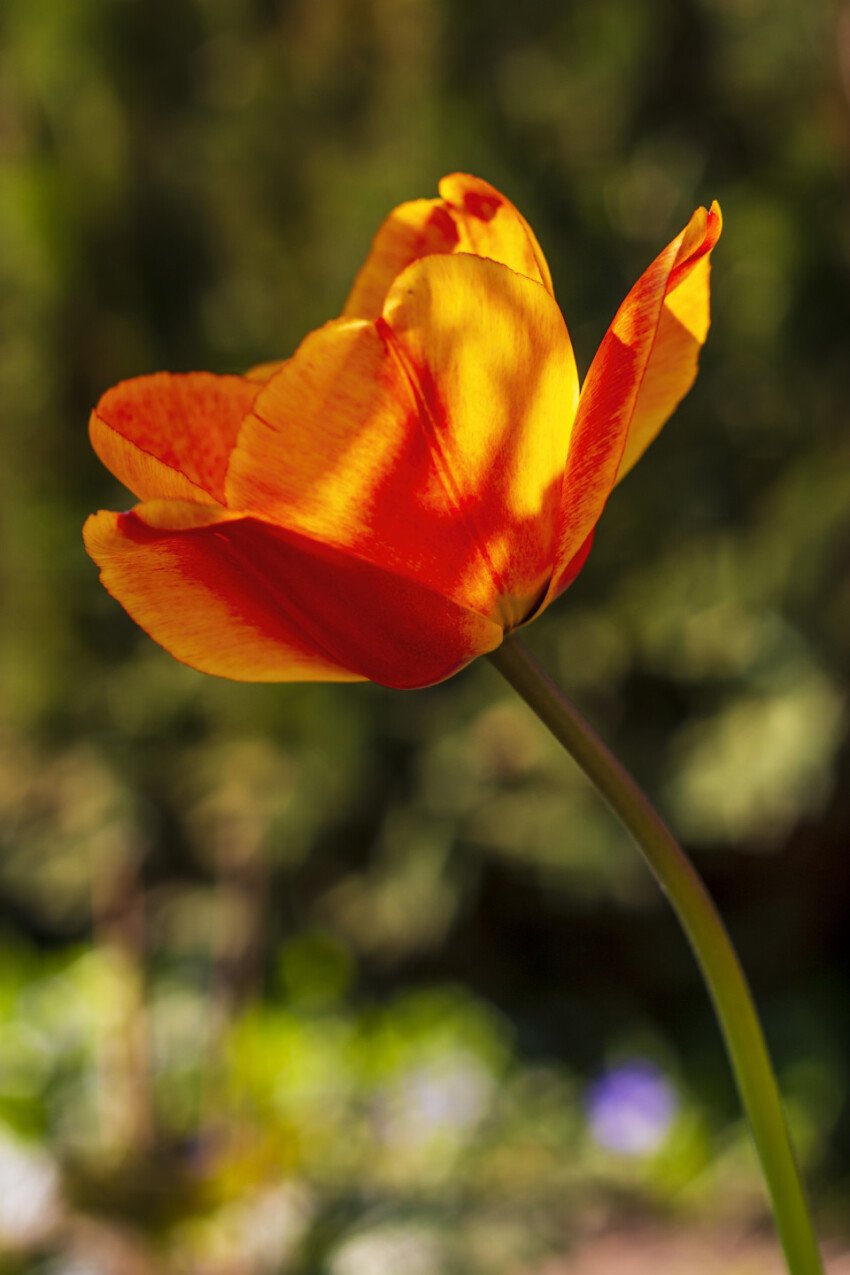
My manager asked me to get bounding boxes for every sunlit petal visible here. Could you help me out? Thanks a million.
[343,198,459,321]
[343,173,554,321]
[617,201,722,481]
[231,256,578,627]
[438,173,554,294]
[227,316,494,615]
[545,203,722,603]
[383,252,578,627]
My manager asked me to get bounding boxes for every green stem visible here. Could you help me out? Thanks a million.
[488,634,823,1275]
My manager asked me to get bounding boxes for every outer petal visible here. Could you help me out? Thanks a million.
[544,203,722,604]
[228,255,579,628]
[90,372,258,504]
[382,254,576,626]
[229,317,490,608]
[84,501,503,689]
[616,201,722,481]
[84,504,356,682]
[343,173,553,320]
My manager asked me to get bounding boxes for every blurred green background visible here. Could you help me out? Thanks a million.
[2,0,850,1270]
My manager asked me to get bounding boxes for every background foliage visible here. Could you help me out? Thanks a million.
[1,0,850,1270]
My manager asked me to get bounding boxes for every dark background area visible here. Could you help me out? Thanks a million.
[1,0,850,1270]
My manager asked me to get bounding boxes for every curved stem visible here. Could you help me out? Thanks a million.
[488,634,823,1275]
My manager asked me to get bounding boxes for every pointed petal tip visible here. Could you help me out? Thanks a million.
[668,200,723,291]
[706,199,723,244]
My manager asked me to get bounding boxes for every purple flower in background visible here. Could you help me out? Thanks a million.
[586,1060,678,1155]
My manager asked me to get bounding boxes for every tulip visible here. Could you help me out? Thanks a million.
[84,174,721,689]
[83,180,828,1274]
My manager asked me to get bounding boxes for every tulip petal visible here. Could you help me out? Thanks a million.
[84,505,357,682]
[84,502,502,688]
[383,253,577,626]
[343,173,554,320]
[228,317,495,615]
[438,173,554,296]
[617,201,722,481]
[90,372,258,504]
[244,359,289,383]
[545,203,722,603]
[343,198,460,322]
[229,254,579,627]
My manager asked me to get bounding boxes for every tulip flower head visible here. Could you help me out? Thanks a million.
[84,175,721,689]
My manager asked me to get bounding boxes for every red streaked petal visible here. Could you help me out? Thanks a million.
[342,173,555,320]
[438,173,554,295]
[83,505,359,682]
[383,252,578,626]
[89,413,215,505]
[90,372,258,504]
[84,502,503,689]
[227,316,495,616]
[544,204,722,604]
[230,255,578,627]
[343,198,459,321]
[617,201,722,481]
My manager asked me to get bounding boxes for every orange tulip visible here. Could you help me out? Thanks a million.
[84,174,721,689]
